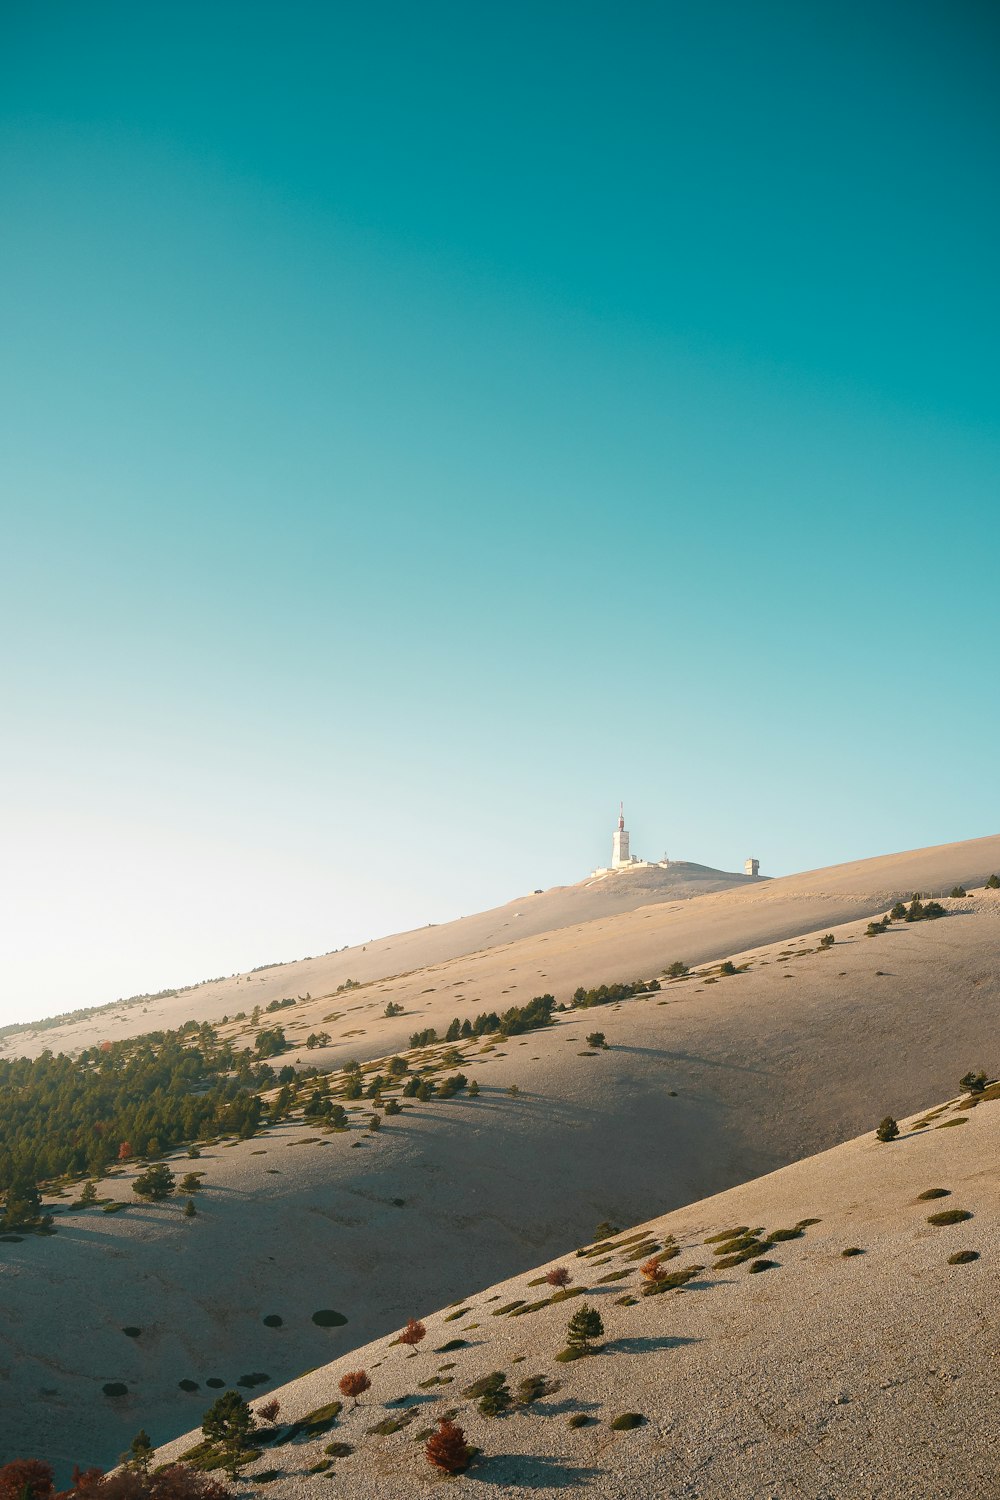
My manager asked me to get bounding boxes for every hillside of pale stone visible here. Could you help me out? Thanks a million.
[3,838,999,1475]
[7,833,998,1065]
[151,1080,1000,1499]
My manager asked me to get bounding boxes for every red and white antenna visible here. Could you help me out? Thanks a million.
[617,801,624,831]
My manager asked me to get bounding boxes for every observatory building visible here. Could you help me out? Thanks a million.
[592,803,669,877]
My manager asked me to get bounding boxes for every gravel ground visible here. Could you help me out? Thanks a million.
[152,1086,1000,1499]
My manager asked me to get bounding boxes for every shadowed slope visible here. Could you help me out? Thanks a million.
[152,1083,1000,1499]
[5,882,999,1473]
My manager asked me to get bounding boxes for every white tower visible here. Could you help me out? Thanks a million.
[611,802,630,868]
[745,857,760,877]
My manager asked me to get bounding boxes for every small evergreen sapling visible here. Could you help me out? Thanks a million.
[876,1116,899,1142]
[565,1304,604,1352]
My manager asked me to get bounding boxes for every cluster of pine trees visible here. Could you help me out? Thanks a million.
[0,1024,282,1216]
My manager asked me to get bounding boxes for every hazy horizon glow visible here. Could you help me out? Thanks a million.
[2,2,998,1024]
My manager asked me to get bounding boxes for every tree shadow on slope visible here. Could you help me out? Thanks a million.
[603,1333,700,1354]
[468,1453,602,1489]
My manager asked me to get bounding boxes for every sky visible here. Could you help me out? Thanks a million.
[1,1,998,1024]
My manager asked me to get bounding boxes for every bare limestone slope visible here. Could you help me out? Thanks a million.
[5,876,999,1474]
[152,1083,1000,1499]
[7,833,999,1063]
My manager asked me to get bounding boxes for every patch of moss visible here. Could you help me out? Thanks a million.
[491,1299,526,1316]
[917,1188,951,1200]
[927,1209,973,1225]
[555,1346,588,1363]
[443,1307,470,1321]
[768,1227,804,1242]
[367,1413,414,1435]
[274,1400,343,1443]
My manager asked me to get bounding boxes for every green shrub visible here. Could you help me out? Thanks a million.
[768,1227,804,1242]
[819,934,835,949]
[568,1412,593,1427]
[610,1412,645,1430]
[841,1247,864,1257]
[665,961,689,977]
[917,1189,950,1201]
[876,1116,899,1142]
[947,1250,979,1264]
[987,874,1000,889]
[960,1071,988,1094]
[950,887,967,899]
[927,1209,972,1225]
[324,1442,353,1457]
[889,902,906,919]
[585,1033,606,1049]
[747,1259,777,1273]
[719,961,737,976]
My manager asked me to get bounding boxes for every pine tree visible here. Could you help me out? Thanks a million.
[201,1389,257,1477]
[123,1429,154,1476]
[132,1163,176,1201]
[566,1303,604,1351]
[876,1116,899,1142]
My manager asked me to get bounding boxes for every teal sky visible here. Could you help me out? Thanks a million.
[2,2,998,1022]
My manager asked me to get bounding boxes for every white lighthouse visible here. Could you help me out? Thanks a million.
[611,802,631,868]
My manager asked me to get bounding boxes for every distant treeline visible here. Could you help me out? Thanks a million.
[0,977,228,1042]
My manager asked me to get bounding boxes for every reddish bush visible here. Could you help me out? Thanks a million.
[117,1142,132,1161]
[545,1266,571,1289]
[0,1460,55,1500]
[1,1462,232,1500]
[425,1417,472,1474]
[255,1398,280,1424]
[639,1254,667,1284]
[338,1370,371,1407]
[398,1318,426,1348]
[69,1467,231,1500]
